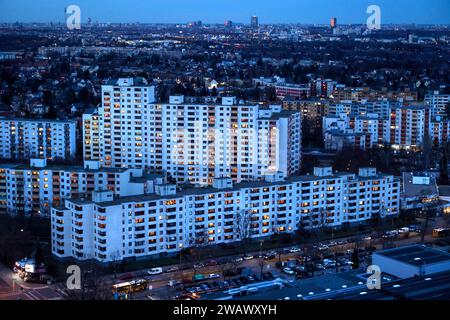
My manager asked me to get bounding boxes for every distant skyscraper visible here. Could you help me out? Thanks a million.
[330,17,337,29]
[224,20,232,28]
[251,16,258,28]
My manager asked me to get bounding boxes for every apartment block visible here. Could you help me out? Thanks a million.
[425,91,450,120]
[0,117,77,160]
[87,80,302,185]
[0,158,158,216]
[51,166,400,262]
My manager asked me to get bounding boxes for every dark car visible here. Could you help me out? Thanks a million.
[233,278,243,286]
[239,276,250,284]
[253,273,263,282]
[118,272,135,281]
[261,272,274,280]
[264,254,276,260]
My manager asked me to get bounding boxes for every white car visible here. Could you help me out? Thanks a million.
[208,273,220,279]
[323,259,336,267]
[398,227,410,234]
[282,268,295,275]
[243,255,254,260]
[318,245,329,251]
[289,247,301,253]
[147,267,163,275]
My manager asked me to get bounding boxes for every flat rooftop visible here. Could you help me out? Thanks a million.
[402,172,438,198]
[374,245,450,267]
[68,171,396,207]
[203,269,397,301]
[319,271,450,300]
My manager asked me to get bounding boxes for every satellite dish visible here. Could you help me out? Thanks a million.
[416,81,421,88]
[425,81,430,87]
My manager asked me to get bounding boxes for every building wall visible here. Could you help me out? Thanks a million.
[0,118,76,160]
[52,167,400,262]
[87,83,302,185]
[0,162,149,216]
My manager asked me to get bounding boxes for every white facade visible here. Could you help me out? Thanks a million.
[87,80,302,185]
[51,166,400,262]
[323,104,436,150]
[425,91,450,120]
[0,117,76,160]
[0,160,158,216]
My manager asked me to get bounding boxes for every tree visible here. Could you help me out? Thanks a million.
[351,249,359,269]
[46,105,57,119]
[439,144,449,185]
[33,241,44,265]
[42,90,53,106]
[235,209,252,256]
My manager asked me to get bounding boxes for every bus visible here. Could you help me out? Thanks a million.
[432,228,450,238]
[112,279,148,296]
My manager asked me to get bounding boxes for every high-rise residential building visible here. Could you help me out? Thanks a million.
[0,117,76,161]
[323,103,435,151]
[251,16,259,28]
[0,158,155,216]
[51,166,400,262]
[86,80,302,186]
[388,104,431,149]
[275,83,311,100]
[224,20,233,28]
[425,91,450,120]
[330,17,337,29]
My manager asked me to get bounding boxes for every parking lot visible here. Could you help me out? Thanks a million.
[63,223,436,300]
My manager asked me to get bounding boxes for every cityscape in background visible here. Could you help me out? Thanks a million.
[0,1,449,305]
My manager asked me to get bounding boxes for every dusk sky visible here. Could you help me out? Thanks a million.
[0,0,449,24]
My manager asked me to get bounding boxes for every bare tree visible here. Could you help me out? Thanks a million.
[109,250,121,279]
[235,209,252,256]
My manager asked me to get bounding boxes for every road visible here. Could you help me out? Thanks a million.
[110,229,439,300]
[0,263,67,300]
[0,216,444,300]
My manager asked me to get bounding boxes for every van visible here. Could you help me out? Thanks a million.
[168,280,182,287]
[147,267,163,275]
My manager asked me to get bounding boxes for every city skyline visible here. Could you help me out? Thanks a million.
[0,0,450,25]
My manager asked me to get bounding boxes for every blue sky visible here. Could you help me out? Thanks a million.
[0,0,449,24]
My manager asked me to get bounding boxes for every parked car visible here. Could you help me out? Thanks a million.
[398,227,410,234]
[261,272,273,280]
[147,267,163,275]
[318,244,329,251]
[338,258,352,266]
[243,255,254,260]
[252,273,263,282]
[234,257,243,263]
[408,225,422,232]
[293,266,306,272]
[118,272,135,281]
[205,260,218,266]
[239,276,250,284]
[323,259,336,267]
[282,267,295,275]
[165,266,179,273]
[264,253,276,260]
[315,263,325,270]
[289,247,302,253]
[208,273,220,279]
[168,280,182,287]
